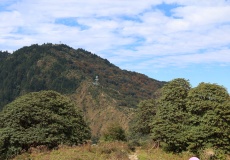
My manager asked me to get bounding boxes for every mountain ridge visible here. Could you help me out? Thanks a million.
[0,43,166,135]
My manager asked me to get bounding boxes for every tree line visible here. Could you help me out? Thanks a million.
[0,78,229,159]
[131,78,230,159]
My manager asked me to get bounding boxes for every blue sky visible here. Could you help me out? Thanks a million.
[0,0,230,92]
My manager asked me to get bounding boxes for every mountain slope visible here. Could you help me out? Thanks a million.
[0,43,165,135]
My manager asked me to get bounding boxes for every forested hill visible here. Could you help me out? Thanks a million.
[0,51,10,61]
[0,43,165,135]
[0,43,165,110]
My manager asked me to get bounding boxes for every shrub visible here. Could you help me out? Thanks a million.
[0,90,91,159]
[102,123,127,142]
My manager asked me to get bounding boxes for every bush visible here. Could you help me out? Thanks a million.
[0,90,91,159]
[102,123,127,142]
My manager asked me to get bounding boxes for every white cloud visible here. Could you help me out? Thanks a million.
[0,0,230,70]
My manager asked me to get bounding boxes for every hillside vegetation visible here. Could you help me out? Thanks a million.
[0,43,165,110]
[0,43,165,136]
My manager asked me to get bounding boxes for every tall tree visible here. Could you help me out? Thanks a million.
[151,78,191,152]
[186,83,230,154]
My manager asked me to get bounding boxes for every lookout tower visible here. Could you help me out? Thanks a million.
[93,75,99,85]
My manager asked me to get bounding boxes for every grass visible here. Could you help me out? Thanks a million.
[136,147,230,160]
[13,142,230,160]
[136,148,192,160]
[13,141,130,160]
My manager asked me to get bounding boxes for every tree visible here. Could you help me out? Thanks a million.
[131,99,157,135]
[0,90,91,159]
[186,83,230,154]
[102,123,126,142]
[151,78,191,152]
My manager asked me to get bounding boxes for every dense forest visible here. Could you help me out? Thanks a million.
[0,43,165,110]
[0,44,229,159]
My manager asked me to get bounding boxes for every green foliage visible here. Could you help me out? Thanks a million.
[102,123,127,142]
[0,44,81,109]
[186,83,230,154]
[151,78,191,152]
[0,90,91,159]
[131,99,157,135]
[148,79,229,156]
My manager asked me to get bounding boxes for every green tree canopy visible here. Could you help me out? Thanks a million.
[131,99,157,135]
[151,78,191,152]
[0,90,91,159]
[186,83,230,154]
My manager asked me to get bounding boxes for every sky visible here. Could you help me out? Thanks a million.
[0,0,230,92]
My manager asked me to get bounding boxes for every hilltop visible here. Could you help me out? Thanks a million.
[0,43,165,135]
